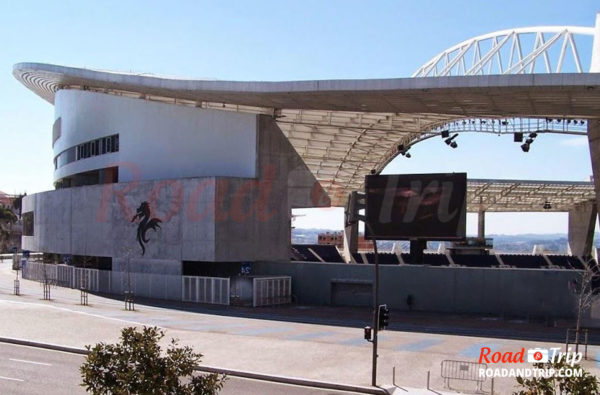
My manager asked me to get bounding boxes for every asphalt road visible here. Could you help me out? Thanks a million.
[0,343,360,394]
[0,343,85,394]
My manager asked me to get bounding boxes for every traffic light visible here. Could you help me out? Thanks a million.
[364,326,372,342]
[378,304,390,331]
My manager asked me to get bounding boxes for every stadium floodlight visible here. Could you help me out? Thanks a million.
[444,133,458,147]
[398,144,411,158]
[521,142,530,152]
[514,132,523,142]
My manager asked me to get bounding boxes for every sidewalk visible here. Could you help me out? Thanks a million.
[0,259,598,394]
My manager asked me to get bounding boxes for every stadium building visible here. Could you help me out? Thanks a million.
[13,13,600,317]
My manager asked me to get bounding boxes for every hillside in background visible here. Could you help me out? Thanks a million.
[292,229,596,254]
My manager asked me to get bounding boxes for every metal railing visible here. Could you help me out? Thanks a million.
[441,360,487,392]
[252,276,292,307]
[182,276,230,305]
[566,328,589,359]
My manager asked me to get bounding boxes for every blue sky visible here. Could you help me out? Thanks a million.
[1,1,599,234]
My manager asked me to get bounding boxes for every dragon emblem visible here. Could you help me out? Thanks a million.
[131,201,162,255]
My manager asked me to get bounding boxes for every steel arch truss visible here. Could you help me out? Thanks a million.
[413,26,594,77]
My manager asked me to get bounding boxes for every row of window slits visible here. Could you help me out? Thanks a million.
[54,134,119,170]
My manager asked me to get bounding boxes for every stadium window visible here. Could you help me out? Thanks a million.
[22,212,34,236]
[101,138,106,154]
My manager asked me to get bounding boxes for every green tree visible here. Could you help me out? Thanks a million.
[11,193,26,219]
[80,326,226,395]
[514,358,599,395]
[0,205,17,250]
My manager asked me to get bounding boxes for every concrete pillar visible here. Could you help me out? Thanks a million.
[410,239,426,265]
[342,221,358,263]
[568,200,597,257]
[591,12,600,72]
[588,119,600,223]
[477,210,486,240]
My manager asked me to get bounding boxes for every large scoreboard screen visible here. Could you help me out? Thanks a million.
[365,173,467,240]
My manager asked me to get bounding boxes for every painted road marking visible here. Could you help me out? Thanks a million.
[233,327,292,336]
[285,331,335,341]
[339,337,368,346]
[460,342,502,359]
[394,338,444,352]
[0,375,24,382]
[9,358,52,366]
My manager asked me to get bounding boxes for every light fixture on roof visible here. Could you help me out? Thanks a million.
[441,130,450,138]
[514,132,523,142]
[520,133,537,152]
[397,144,411,158]
[543,200,552,210]
[444,133,458,149]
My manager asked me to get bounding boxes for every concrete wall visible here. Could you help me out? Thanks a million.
[22,114,326,265]
[54,90,258,182]
[254,261,581,318]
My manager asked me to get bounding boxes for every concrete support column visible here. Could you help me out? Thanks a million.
[477,210,486,240]
[588,119,600,224]
[591,12,600,72]
[342,221,358,263]
[568,200,597,257]
[410,239,426,265]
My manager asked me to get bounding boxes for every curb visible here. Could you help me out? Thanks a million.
[0,337,388,394]
[0,336,88,355]
[195,365,389,394]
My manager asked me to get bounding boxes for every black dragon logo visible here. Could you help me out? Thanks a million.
[131,201,162,255]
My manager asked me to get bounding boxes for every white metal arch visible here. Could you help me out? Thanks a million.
[413,26,595,77]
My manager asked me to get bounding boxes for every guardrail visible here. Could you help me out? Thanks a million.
[441,359,487,392]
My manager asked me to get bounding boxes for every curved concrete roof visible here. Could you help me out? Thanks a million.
[13,62,600,116]
[13,62,600,200]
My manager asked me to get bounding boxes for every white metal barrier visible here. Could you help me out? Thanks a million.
[22,263,233,306]
[23,262,102,292]
[253,276,291,307]
[73,267,100,291]
[182,276,230,305]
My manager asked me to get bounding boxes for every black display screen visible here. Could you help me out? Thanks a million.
[365,173,467,240]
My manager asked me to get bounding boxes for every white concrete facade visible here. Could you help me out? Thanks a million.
[53,90,258,183]
[23,106,326,267]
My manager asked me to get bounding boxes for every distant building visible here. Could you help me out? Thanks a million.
[317,231,372,251]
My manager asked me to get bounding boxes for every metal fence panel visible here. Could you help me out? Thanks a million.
[441,360,487,390]
[182,276,229,305]
[253,276,291,307]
